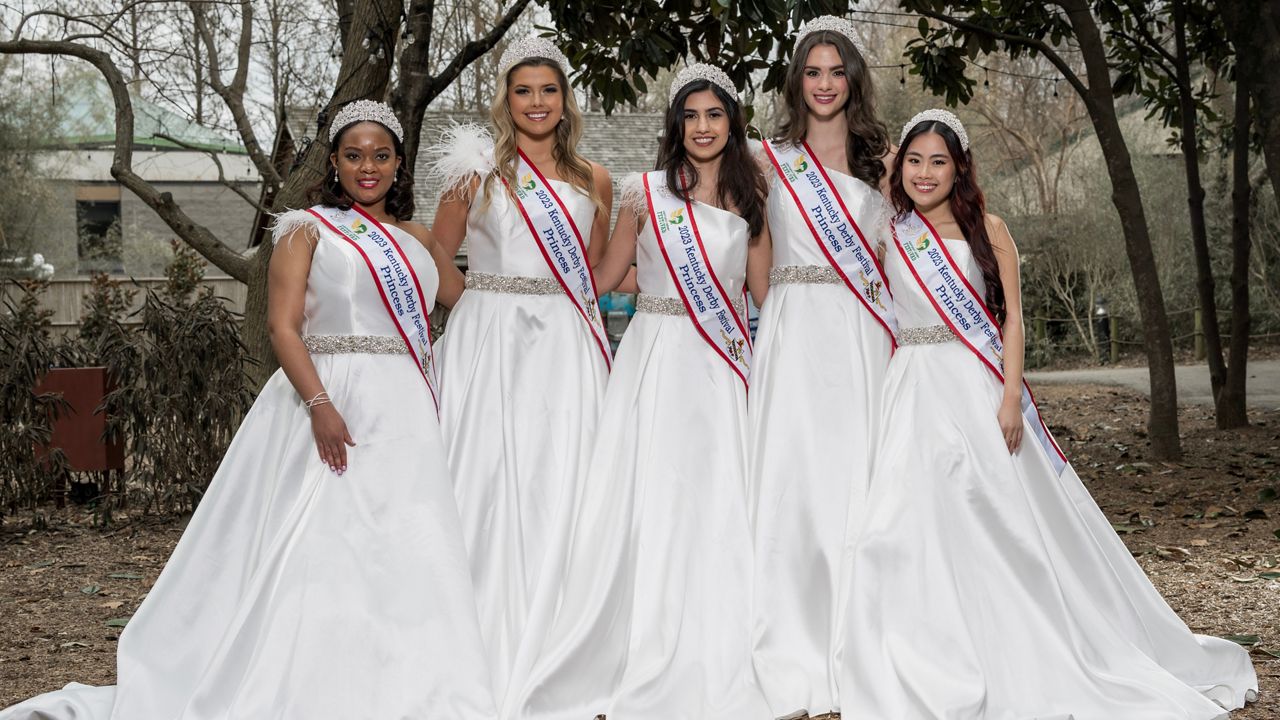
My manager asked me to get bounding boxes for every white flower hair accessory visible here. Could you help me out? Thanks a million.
[899,108,970,152]
[498,35,570,76]
[328,99,404,144]
[795,15,867,58]
[668,62,739,104]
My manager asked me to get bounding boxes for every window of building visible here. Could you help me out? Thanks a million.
[76,185,123,274]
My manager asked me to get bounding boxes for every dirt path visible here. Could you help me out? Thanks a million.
[1028,359,1280,409]
[2,384,1278,715]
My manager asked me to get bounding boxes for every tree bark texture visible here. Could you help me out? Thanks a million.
[1173,0,1227,405]
[1218,80,1252,428]
[1221,0,1280,210]
[241,0,401,389]
[1058,0,1182,458]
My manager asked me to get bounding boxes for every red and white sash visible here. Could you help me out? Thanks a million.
[762,139,898,344]
[502,149,612,369]
[891,209,1068,474]
[642,170,752,387]
[306,204,440,414]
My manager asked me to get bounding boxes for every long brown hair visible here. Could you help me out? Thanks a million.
[486,58,603,213]
[656,80,768,239]
[890,120,1005,322]
[774,31,889,187]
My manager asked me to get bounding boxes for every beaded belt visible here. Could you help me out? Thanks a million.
[303,335,407,355]
[465,271,560,295]
[636,293,747,318]
[769,264,843,285]
[897,325,957,345]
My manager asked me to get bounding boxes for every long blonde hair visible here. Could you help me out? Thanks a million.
[485,58,603,213]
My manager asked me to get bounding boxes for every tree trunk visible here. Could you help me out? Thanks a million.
[1173,0,1227,402]
[242,0,400,388]
[1221,0,1280,208]
[1060,0,1182,458]
[1217,80,1252,428]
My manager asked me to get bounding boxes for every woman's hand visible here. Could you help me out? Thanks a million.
[997,398,1023,454]
[311,404,356,474]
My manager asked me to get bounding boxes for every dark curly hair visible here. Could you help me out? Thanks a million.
[890,120,1005,323]
[657,79,768,240]
[773,30,889,187]
[308,110,416,221]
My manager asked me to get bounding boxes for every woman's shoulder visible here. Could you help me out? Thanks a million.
[270,207,323,247]
[426,123,495,200]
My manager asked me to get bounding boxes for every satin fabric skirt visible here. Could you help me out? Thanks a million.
[0,355,495,720]
[833,341,1258,719]
[507,312,771,720]
[436,288,607,708]
[748,282,891,718]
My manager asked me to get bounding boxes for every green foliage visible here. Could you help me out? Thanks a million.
[0,280,71,520]
[543,0,853,112]
[898,0,1076,106]
[0,246,255,522]
[105,244,254,514]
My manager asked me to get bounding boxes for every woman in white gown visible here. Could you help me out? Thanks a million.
[748,16,896,719]
[428,35,613,710]
[834,109,1258,719]
[0,101,495,720]
[505,64,772,720]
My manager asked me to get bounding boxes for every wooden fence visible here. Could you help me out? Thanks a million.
[4,276,247,331]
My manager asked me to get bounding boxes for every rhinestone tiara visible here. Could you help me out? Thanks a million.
[899,108,970,151]
[668,62,739,104]
[498,35,570,76]
[328,99,403,144]
[795,15,867,58]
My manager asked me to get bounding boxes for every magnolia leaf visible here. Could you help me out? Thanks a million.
[104,617,130,628]
[1225,634,1260,646]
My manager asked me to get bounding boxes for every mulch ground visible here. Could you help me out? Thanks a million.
[1,383,1278,716]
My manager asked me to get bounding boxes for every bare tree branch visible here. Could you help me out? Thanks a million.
[154,131,268,212]
[191,0,283,189]
[0,37,250,281]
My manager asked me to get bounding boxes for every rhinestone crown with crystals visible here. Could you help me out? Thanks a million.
[498,35,570,76]
[795,15,867,58]
[899,108,970,151]
[328,100,403,144]
[668,62,739,104]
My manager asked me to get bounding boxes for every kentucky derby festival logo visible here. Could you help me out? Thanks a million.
[352,220,369,234]
[915,232,931,252]
[859,271,887,311]
[721,329,746,365]
[792,155,810,174]
[656,208,685,235]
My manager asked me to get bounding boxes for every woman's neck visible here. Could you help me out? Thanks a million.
[687,155,722,203]
[516,131,557,167]
[918,198,956,228]
[354,200,393,224]
[804,112,849,149]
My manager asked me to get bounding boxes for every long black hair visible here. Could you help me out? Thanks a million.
[657,79,768,239]
[891,120,1004,322]
[308,110,416,221]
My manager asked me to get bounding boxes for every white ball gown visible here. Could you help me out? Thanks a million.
[429,127,609,709]
[833,233,1258,719]
[507,177,771,720]
[0,209,495,720]
[748,153,893,718]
